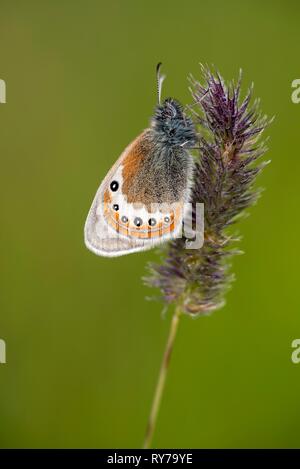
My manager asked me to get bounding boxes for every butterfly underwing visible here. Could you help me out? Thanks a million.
[84,64,196,257]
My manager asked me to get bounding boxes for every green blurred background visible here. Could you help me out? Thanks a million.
[0,0,299,448]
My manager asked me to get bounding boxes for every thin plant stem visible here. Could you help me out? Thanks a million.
[143,307,181,449]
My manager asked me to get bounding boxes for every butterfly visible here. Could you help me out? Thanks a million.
[84,63,197,257]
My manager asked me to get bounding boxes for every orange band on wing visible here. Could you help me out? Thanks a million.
[102,190,182,239]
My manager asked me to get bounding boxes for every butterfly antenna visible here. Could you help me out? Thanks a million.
[156,62,166,104]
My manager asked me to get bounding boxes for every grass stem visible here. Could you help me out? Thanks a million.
[143,307,181,449]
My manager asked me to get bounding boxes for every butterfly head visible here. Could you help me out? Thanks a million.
[151,98,196,148]
[150,63,196,148]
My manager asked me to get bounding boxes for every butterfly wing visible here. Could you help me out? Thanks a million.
[84,130,193,257]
